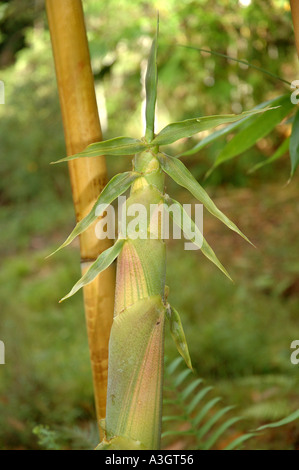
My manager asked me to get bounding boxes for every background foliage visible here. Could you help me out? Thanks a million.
[0,0,299,449]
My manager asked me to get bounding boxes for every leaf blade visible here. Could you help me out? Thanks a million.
[180,97,283,157]
[47,172,139,257]
[151,108,274,146]
[158,153,252,247]
[60,238,125,301]
[248,136,290,174]
[166,305,193,370]
[52,137,147,163]
[163,195,232,281]
[211,94,294,172]
[145,18,159,142]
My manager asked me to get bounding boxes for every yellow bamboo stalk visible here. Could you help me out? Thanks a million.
[290,0,299,56]
[46,0,115,433]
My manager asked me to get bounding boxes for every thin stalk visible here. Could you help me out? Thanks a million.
[46,0,115,436]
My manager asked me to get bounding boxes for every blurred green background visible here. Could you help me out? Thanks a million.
[0,0,299,450]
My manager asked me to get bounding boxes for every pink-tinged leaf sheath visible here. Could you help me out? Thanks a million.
[114,238,166,315]
[105,296,165,450]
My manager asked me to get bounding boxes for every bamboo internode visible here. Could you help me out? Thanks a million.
[46,0,115,433]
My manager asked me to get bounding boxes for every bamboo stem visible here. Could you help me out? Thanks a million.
[46,0,115,434]
[290,0,299,57]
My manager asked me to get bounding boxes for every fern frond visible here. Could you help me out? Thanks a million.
[163,357,299,450]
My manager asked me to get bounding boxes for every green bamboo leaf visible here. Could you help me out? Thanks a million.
[158,153,251,245]
[166,305,192,370]
[256,409,299,431]
[289,109,299,178]
[163,195,232,281]
[145,17,159,142]
[60,238,125,301]
[203,416,242,450]
[52,137,147,163]
[248,137,290,174]
[224,433,257,450]
[209,94,294,175]
[48,172,140,257]
[151,108,273,146]
[180,97,282,157]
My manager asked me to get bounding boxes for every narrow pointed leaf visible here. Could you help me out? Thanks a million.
[203,416,242,450]
[224,433,257,450]
[209,94,294,173]
[248,137,290,174]
[181,97,282,157]
[256,409,299,431]
[145,18,159,142]
[60,238,125,301]
[193,397,221,427]
[197,405,235,441]
[158,153,251,245]
[48,172,139,257]
[151,108,273,146]
[162,415,186,422]
[166,356,183,376]
[173,368,192,387]
[163,195,232,281]
[180,378,203,401]
[52,137,147,163]
[166,305,192,370]
[187,386,214,415]
[289,109,299,178]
